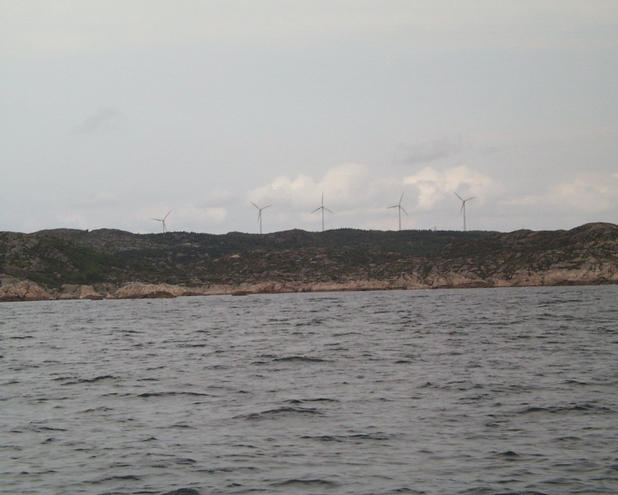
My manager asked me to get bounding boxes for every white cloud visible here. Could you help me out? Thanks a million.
[248,163,505,231]
[248,162,394,209]
[503,173,618,213]
[248,163,407,230]
[403,165,496,210]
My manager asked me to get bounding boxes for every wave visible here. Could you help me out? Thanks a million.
[61,375,117,385]
[138,391,210,398]
[496,450,520,458]
[286,397,338,404]
[300,434,344,442]
[79,406,113,413]
[385,489,425,495]
[273,478,339,487]
[273,355,327,362]
[516,403,614,415]
[242,406,322,420]
[161,489,200,495]
[490,492,548,495]
[301,432,393,442]
[28,425,68,432]
[168,423,196,429]
[91,474,142,483]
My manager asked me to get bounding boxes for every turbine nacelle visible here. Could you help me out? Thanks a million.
[454,193,474,231]
[152,210,172,233]
[311,193,333,231]
[251,202,271,234]
[388,192,407,230]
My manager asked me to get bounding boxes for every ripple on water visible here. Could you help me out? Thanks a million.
[1,286,616,494]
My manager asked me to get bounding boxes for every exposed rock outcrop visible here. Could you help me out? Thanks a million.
[112,282,187,299]
[0,275,51,301]
[56,284,104,300]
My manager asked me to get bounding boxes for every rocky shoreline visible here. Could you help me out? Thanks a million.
[1,222,616,302]
[1,266,615,302]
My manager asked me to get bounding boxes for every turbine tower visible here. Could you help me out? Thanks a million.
[250,201,271,234]
[455,193,475,231]
[388,192,407,231]
[311,192,333,232]
[152,210,172,233]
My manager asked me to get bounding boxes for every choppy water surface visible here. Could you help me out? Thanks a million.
[2,286,617,495]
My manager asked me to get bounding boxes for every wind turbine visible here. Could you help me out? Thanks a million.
[455,193,475,231]
[152,210,172,233]
[311,192,333,232]
[388,192,407,231]
[250,201,271,234]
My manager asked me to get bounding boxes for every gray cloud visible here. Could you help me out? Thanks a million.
[75,108,121,134]
[71,192,119,209]
[398,136,463,165]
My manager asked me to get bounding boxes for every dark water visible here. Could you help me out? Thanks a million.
[2,286,617,495]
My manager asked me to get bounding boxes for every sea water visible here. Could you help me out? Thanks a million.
[1,286,617,494]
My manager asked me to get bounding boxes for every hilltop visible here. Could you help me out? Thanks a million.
[0,223,616,301]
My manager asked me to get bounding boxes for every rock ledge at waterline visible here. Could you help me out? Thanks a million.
[1,223,616,302]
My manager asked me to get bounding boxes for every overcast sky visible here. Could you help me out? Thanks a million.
[1,1,617,234]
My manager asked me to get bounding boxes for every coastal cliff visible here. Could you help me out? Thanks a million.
[0,223,616,301]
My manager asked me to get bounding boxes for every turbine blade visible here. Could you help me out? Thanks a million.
[250,201,259,209]
[163,210,172,220]
[388,205,398,209]
[311,207,321,214]
[466,196,476,202]
[455,192,463,201]
[399,192,404,204]
[401,207,408,215]
[325,207,333,214]
[152,218,162,221]
[263,204,271,210]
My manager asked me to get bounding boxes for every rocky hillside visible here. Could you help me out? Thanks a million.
[0,223,616,301]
